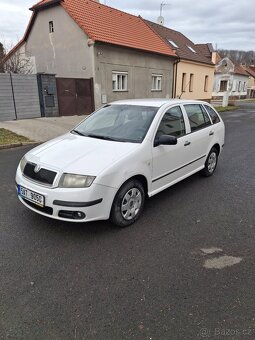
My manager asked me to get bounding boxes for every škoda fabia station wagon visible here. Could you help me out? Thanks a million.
[16,99,225,227]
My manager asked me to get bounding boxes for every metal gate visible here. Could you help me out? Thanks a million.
[56,78,94,116]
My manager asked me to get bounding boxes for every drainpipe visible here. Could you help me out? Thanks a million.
[172,57,180,98]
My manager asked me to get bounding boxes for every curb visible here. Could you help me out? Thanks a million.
[0,141,40,151]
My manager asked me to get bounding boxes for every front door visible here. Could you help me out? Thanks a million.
[151,105,189,194]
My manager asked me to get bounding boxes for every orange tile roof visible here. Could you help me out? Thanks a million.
[31,0,176,57]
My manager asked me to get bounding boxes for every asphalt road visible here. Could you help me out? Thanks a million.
[0,106,254,340]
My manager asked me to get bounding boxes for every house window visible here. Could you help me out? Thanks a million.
[220,80,228,92]
[152,74,163,91]
[187,45,197,53]
[167,40,179,49]
[243,82,246,92]
[238,81,241,92]
[182,73,187,92]
[189,74,194,92]
[204,75,209,92]
[112,72,128,91]
[232,80,236,92]
[49,21,54,33]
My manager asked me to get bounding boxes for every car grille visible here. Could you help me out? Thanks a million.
[23,163,57,185]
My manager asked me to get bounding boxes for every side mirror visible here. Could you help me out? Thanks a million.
[154,135,178,147]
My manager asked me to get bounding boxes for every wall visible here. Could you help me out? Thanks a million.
[175,60,215,100]
[26,5,94,79]
[0,74,16,121]
[93,43,174,108]
[0,74,41,121]
[212,73,249,98]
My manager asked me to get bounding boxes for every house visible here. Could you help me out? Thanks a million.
[5,0,177,115]
[243,66,255,98]
[211,53,249,99]
[144,20,215,101]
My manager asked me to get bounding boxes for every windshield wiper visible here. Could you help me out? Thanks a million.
[86,134,118,141]
[71,129,85,136]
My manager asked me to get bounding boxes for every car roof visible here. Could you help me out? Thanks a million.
[110,98,209,108]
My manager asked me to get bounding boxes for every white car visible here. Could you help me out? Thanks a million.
[16,99,225,227]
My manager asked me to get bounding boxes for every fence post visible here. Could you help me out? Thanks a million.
[9,73,17,120]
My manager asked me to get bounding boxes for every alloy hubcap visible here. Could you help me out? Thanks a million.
[208,152,217,173]
[121,188,142,220]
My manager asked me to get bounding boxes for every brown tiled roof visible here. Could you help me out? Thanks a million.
[234,63,249,76]
[30,0,60,10]
[144,20,214,66]
[195,43,214,59]
[245,66,255,78]
[29,0,176,57]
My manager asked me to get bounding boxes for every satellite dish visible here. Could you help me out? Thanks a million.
[157,16,164,25]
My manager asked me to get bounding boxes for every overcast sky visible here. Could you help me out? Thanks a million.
[0,0,254,51]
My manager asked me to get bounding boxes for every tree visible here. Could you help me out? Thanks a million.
[0,42,5,73]
[0,40,34,74]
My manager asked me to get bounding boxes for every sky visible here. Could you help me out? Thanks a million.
[0,0,254,51]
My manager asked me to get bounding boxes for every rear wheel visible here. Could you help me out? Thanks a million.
[110,179,145,227]
[201,147,219,177]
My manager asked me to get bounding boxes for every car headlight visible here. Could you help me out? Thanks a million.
[19,156,27,173]
[59,174,96,188]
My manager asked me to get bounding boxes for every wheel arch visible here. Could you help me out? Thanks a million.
[117,174,149,198]
[211,143,221,155]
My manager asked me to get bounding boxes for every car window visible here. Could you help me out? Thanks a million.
[184,104,211,132]
[156,106,186,138]
[204,105,220,124]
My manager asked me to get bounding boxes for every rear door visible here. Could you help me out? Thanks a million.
[181,103,213,167]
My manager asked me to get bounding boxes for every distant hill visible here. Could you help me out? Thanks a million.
[218,49,255,65]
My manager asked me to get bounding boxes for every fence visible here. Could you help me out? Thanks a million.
[0,73,41,121]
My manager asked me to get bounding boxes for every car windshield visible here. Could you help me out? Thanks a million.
[72,104,158,143]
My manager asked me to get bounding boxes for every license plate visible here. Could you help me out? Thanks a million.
[18,185,45,207]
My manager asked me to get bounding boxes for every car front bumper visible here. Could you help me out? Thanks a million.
[16,168,117,223]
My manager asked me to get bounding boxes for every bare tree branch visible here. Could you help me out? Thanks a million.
[0,40,34,74]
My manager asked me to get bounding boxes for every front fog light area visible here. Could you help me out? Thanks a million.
[59,174,96,188]
[58,211,86,220]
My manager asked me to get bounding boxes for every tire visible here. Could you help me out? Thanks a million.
[201,147,219,177]
[110,179,145,227]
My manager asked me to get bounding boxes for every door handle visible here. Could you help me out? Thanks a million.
[184,141,191,146]
[209,131,214,136]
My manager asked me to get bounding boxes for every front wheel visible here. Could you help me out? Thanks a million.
[110,179,145,227]
[201,147,219,177]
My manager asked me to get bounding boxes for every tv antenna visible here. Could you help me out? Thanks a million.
[160,2,171,16]
[158,2,171,25]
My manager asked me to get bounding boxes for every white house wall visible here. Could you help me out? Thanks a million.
[212,73,249,98]
[26,6,94,79]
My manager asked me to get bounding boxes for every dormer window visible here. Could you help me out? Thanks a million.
[167,39,178,49]
[187,45,197,53]
[49,21,54,33]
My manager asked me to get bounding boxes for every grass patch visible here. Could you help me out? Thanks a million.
[0,128,32,146]
[214,106,239,112]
